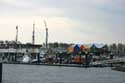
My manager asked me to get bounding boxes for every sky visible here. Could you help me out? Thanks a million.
[0,0,124,44]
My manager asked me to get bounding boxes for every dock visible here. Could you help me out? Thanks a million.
[2,62,108,68]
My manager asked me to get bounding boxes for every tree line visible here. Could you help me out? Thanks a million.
[45,42,125,56]
[108,43,125,56]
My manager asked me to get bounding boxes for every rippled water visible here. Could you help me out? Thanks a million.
[2,64,125,83]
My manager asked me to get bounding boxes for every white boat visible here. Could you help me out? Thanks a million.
[22,54,31,63]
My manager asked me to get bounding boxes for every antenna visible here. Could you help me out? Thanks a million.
[44,20,48,49]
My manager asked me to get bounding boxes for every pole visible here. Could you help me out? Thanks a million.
[85,52,89,67]
[15,25,18,62]
[37,54,40,64]
[32,22,35,45]
[110,53,114,67]
[16,26,18,43]
[32,22,35,58]
[44,20,48,49]
[46,28,48,49]
[0,63,2,83]
[80,52,82,65]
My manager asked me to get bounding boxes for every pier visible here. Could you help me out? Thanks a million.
[96,58,125,64]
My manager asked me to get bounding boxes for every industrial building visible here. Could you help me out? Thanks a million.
[0,41,42,62]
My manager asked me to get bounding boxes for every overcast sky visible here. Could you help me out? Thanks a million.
[0,0,124,44]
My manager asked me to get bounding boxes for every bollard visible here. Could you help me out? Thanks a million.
[0,63,2,83]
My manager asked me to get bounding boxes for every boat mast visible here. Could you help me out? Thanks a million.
[32,21,35,58]
[32,21,35,45]
[44,20,48,49]
[16,25,18,43]
[15,25,18,62]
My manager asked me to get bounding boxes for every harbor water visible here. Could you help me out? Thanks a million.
[2,64,125,83]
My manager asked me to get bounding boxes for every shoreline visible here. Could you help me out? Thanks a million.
[2,62,108,68]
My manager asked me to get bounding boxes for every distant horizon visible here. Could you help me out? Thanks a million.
[0,39,124,45]
[0,0,124,44]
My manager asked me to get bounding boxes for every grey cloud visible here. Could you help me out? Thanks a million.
[0,0,124,43]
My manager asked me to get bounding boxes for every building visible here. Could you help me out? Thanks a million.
[0,41,42,62]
